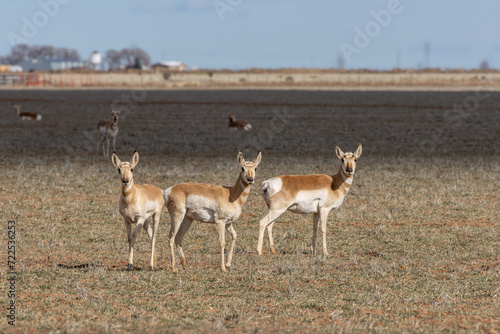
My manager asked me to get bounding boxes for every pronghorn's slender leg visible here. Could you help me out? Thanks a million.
[106,137,110,156]
[151,213,160,269]
[112,136,116,153]
[142,218,157,270]
[215,220,227,272]
[97,135,104,154]
[319,208,331,256]
[175,216,193,269]
[225,224,237,269]
[311,213,320,255]
[128,220,144,269]
[267,222,277,255]
[168,211,185,272]
[124,220,133,269]
[258,208,287,255]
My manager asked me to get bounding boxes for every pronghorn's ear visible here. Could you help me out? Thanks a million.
[253,151,262,167]
[131,151,139,168]
[237,151,245,166]
[354,143,362,159]
[336,146,344,159]
[111,152,121,167]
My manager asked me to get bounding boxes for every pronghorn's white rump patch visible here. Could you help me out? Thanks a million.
[262,177,283,197]
[163,186,173,203]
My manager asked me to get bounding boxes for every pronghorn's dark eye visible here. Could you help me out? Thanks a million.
[355,159,357,162]
[131,169,134,172]
[117,168,121,174]
[341,158,344,164]
[241,167,244,171]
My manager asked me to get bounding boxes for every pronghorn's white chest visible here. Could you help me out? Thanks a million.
[288,189,329,214]
[120,196,158,223]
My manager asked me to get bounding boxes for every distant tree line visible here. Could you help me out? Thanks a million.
[0,44,151,70]
[106,48,151,70]
[0,44,80,65]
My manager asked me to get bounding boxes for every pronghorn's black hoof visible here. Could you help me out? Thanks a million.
[126,264,133,271]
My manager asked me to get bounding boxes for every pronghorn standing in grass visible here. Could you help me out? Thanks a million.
[228,113,252,131]
[15,105,42,121]
[97,110,120,156]
[257,144,362,256]
[111,151,164,270]
[164,151,262,272]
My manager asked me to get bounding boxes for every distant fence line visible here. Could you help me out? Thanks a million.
[1,72,500,88]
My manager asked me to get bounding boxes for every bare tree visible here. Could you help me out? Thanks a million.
[4,44,30,64]
[106,49,122,70]
[479,60,490,70]
[2,44,80,64]
[106,47,151,70]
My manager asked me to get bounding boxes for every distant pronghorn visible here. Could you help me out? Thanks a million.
[257,144,362,256]
[111,151,164,270]
[228,113,252,131]
[97,110,120,156]
[15,105,42,121]
[164,151,262,272]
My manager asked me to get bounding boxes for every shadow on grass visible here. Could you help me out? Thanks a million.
[56,260,143,271]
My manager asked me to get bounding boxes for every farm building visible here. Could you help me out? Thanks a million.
[151,61,188,72]
[17,58,87,72]
[0,65,22,72]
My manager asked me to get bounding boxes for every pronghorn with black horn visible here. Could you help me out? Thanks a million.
[164,151,262,272]
[228,113,252,131]
[111,151,164,270]
[15,105,42,121]
[97,110,120,156]
[257,144,362,256]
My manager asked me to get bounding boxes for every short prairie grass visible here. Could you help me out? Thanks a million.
[1,153,498,333]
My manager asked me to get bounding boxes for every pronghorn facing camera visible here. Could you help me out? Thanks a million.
[111,151,164,270]
[257,144,362,256]
[97,110,120,156]
[15,105,42,121]
[164,151,262,272]
[228,113,252,131]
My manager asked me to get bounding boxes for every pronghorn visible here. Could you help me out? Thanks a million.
[164,151,262,272]
[15,105,42,121]
[228,113,252,131]
[97,110,120,156]
[257,144,362,256]
[111,151,164,270]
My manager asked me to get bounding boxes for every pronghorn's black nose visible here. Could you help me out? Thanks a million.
[346,167,353,173]
[247,177,254,183]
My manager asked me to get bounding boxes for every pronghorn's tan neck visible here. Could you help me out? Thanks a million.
[332,166,354,194]
[121,179,136,202]
[229,173,252,205]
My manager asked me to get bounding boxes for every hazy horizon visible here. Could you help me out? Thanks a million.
[1,0,499,70]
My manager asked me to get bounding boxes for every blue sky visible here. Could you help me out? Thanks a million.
[1,0,499,69]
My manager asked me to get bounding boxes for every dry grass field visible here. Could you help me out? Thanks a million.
[1,89,499,333]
